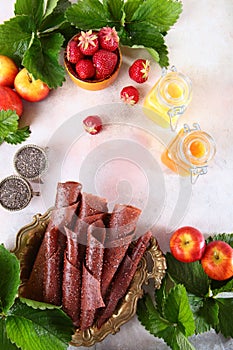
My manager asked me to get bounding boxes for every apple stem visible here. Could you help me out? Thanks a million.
[27,71,33,83]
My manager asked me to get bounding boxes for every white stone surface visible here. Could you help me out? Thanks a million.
[1,1,233,349]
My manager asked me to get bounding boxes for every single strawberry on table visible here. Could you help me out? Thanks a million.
[129,59,150,83]
[120,86,139,105]
[78,30,99,56]
[83,115,102,135]
[93,49,118,80]
[98,27,119,52]
[75,59,95,80]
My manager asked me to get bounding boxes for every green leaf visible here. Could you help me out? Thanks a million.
[123,21,169,67]
[0,318,18,350]
[22,34,65,88]
[39,0,72,33]
[20,297,62,311]
[6,299,73,350]
[65,0,112,30]
[0,245,20,314]
[0,16,35,65]
[131,0,182,33]
[147,48,160,63]
[124,0,144,21]
[4,126,31,145]
[44,0,60,18]
[164,284,195,337]
[206,233,233,248]
[14,0,44,27]
[216,298,233,337]
[166,253,210,297]
[137,293,195,350]
[103,0,124,28]
[0,110,19,139]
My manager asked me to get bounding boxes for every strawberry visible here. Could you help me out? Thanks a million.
[66,38,84,63]
[129,59,150,83]
[78,30,99,56]
[93,49,118,80]
[120,86,139,105]
[75,59,95,80]
[83,115,102,135]
[98,26,119,52]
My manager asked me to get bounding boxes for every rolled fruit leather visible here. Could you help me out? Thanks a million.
[21,182,82,303]
[97,231,152,328]
[101,204,141,299]
[62,192,108,327]
[80,219,106,330]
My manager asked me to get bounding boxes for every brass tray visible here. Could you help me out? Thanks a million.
[13,209,167,347]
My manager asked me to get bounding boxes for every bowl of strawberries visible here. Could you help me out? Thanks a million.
[64,27,122,91]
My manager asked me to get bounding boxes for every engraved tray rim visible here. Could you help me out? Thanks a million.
[12,209,167,347]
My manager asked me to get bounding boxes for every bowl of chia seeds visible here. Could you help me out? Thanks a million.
[13,144,48,181]
[0,175,35,211]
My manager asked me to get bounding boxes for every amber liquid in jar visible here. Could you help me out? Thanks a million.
[143,67,192,130]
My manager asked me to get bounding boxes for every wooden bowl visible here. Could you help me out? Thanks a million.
[64,34,122,91]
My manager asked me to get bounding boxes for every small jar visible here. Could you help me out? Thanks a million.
[0,175,40,211]
[13,144,48,181]
[161,123,216,183]
[143,66,192,130]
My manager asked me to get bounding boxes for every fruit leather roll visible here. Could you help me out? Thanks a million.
[80,220,106,330]
[62,193,107,326]
[22,181,81,303]
[97,231,152,328]
[101,204,141,298]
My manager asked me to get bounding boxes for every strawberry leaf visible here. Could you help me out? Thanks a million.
[0,16,34,65]
[0,110,19,139]
[20,297,62,311]
[166,253,210,297]
[213,278,233,296]
[39,0,72,33]
[4,126,31,145]
[65,0,111,30]
[137,291,196,350]
[103,0,124,28]
[216,298,233,337]
[6,299,73,350]
[206,233,233,248]
[22,34,65,88]
[0,318,18,350]
[123,0,144,21]
[0,245,20,314]
[131,0,182,33]
[14,0,44,27]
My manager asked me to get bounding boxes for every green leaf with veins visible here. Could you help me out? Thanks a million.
[103,0,124,29]
[0,110,18,139]
[0,16,35,65]
[14,0,44,27]
[131,0,182,33]
[123,0,144,22]
[0,318,18,350]
[166,253,210,297]
[216,298,233,337]
[39,0,72,33]
[20,297,62,311]
[4,126,31,145]
[0,245,20,315]
[137,288,196,350]
[22,34,65,88]
[206,233,233,248]
[6,299,73,350]
[65,0,111,30]
[43,0,60,19]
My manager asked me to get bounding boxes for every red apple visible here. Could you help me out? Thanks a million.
[0,86,23,117]
[0,55,19,87]
[14,68,50,102]
[170,226,206,263]
[201,240,233,280]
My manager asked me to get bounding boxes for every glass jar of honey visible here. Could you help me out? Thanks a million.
[143,66,192,130]
[161,123,216,183]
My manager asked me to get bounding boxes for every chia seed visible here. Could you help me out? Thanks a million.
[0,176,32,211]
[14,145,48,180]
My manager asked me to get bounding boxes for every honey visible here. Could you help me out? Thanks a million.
[161,124,216,183]
[143,66,192,130]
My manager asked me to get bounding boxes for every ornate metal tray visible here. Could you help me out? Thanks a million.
[13,209,166,347]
